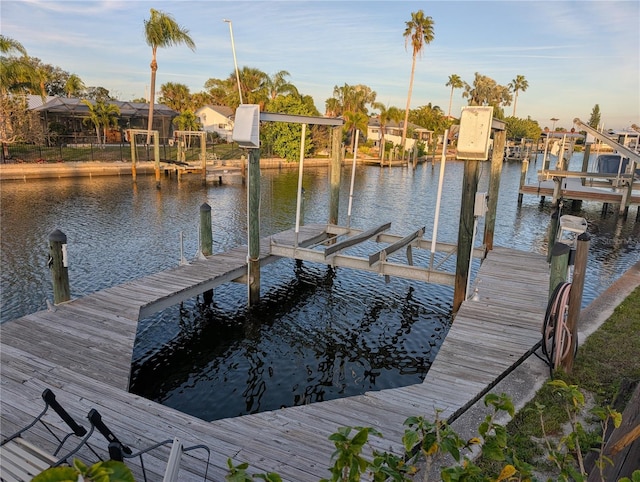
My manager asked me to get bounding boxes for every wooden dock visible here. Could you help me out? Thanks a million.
[520,176,640,208]
[1,224,550,480]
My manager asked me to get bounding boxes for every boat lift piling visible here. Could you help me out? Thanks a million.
[232,106,344,306]
[452,107,505,313]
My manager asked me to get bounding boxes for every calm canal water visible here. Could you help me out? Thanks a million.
[1,155,639,421]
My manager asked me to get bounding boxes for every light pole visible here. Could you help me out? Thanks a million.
[550,117,559,132]
[223,19,243,105]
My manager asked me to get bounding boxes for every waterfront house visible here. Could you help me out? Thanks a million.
[31,96,178,144]
[366,117,433,150]
[194,105,235,142]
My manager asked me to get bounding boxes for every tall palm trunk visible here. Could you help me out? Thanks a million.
[146,48,158,145]
[448,87,454,118]
[401,53,416,149]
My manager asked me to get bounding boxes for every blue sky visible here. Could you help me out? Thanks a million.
[2,0,638,130]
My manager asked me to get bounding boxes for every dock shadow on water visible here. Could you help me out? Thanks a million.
[129,259,453,421]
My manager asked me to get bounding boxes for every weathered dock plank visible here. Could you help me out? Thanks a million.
[1,236,550,481]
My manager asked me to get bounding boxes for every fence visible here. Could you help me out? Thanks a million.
[2,140,243,164]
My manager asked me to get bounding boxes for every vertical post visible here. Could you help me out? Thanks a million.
[517,159,528,204]
[153,131,161,188]
[247,148,261,305]
[453,159,480,313]
[552,177,562,205]
[129,130,137,182]
[561,233,590,373]
[581,143,591,186]
[329,126,342,226]
[549,242,570,297]
[346,129,360,227]
[294,124,307,247]
[49,229,70,304]
[200,203,213,256]
[430,128,449,268]
[547,209,561,262]
[201,133,207,185]
[484,129,506,251]
[200,202,213,304]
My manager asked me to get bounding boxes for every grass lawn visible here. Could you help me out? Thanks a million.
[477,286,640,479]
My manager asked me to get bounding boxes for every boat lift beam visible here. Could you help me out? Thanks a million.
[573,118,640,163]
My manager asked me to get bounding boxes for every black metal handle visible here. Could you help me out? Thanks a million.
[88,409,132,454]
[42,388,87,436]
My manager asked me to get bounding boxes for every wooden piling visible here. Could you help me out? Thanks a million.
[453,159,480,313]
[484,129,506,251]
[129,131,137,182]
[547,209,560,262]
[247,148,261,305]
[49,229,70,304]
[200,203,213,304]
[517,159,528,205]
[329,126,342,225]
[153,133,160,188]
[561,232,590,373]
[549,242,570,297]
[200,203,212,256]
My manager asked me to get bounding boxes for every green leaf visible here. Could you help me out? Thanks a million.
[351,427,371,447]
[94,461,134,482]
[402,429,419,452]
[482,437,506,461]
[32,467,79,482]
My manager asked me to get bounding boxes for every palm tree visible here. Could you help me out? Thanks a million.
[172,111,200,148]
[64,74,85,98]
[0,35,27,56]
[238,66,269,107]
[0,35,37,96]
[508,74,528,117]
[343,111,368,154]
[402,10,435,150]
[82,99,120,146]
[445,74,464,118]
[264,70,299,101]
[159,82,192,112]
[144,8,195,144]
[372,103,402,160]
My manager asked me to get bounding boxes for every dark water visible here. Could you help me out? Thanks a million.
[1,156,639,421]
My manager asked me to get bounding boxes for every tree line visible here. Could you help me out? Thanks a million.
[2,8,542,159]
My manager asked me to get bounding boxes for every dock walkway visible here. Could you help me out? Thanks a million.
[1,230,549,480]
[520,176,640,207]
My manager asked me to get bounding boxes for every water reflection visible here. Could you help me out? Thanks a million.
[1,157,639,420]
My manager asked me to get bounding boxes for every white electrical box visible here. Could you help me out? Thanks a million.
[232,104,260,148]
[474,192,488,217]
[456,106,494,160]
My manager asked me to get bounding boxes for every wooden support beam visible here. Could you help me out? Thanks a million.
[324,222,391,258]
[270,244,456,286]
[369,227,424,266]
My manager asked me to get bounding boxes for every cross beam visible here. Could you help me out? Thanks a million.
[369,227,425,266]
[324,222,391,257]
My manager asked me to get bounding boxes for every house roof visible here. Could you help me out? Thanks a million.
[31,97,178,117]
[368,117,433,133]
[195,105,234,119]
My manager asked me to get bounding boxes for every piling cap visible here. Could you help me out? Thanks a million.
[49,229,67,243]
[200,203,211,212]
